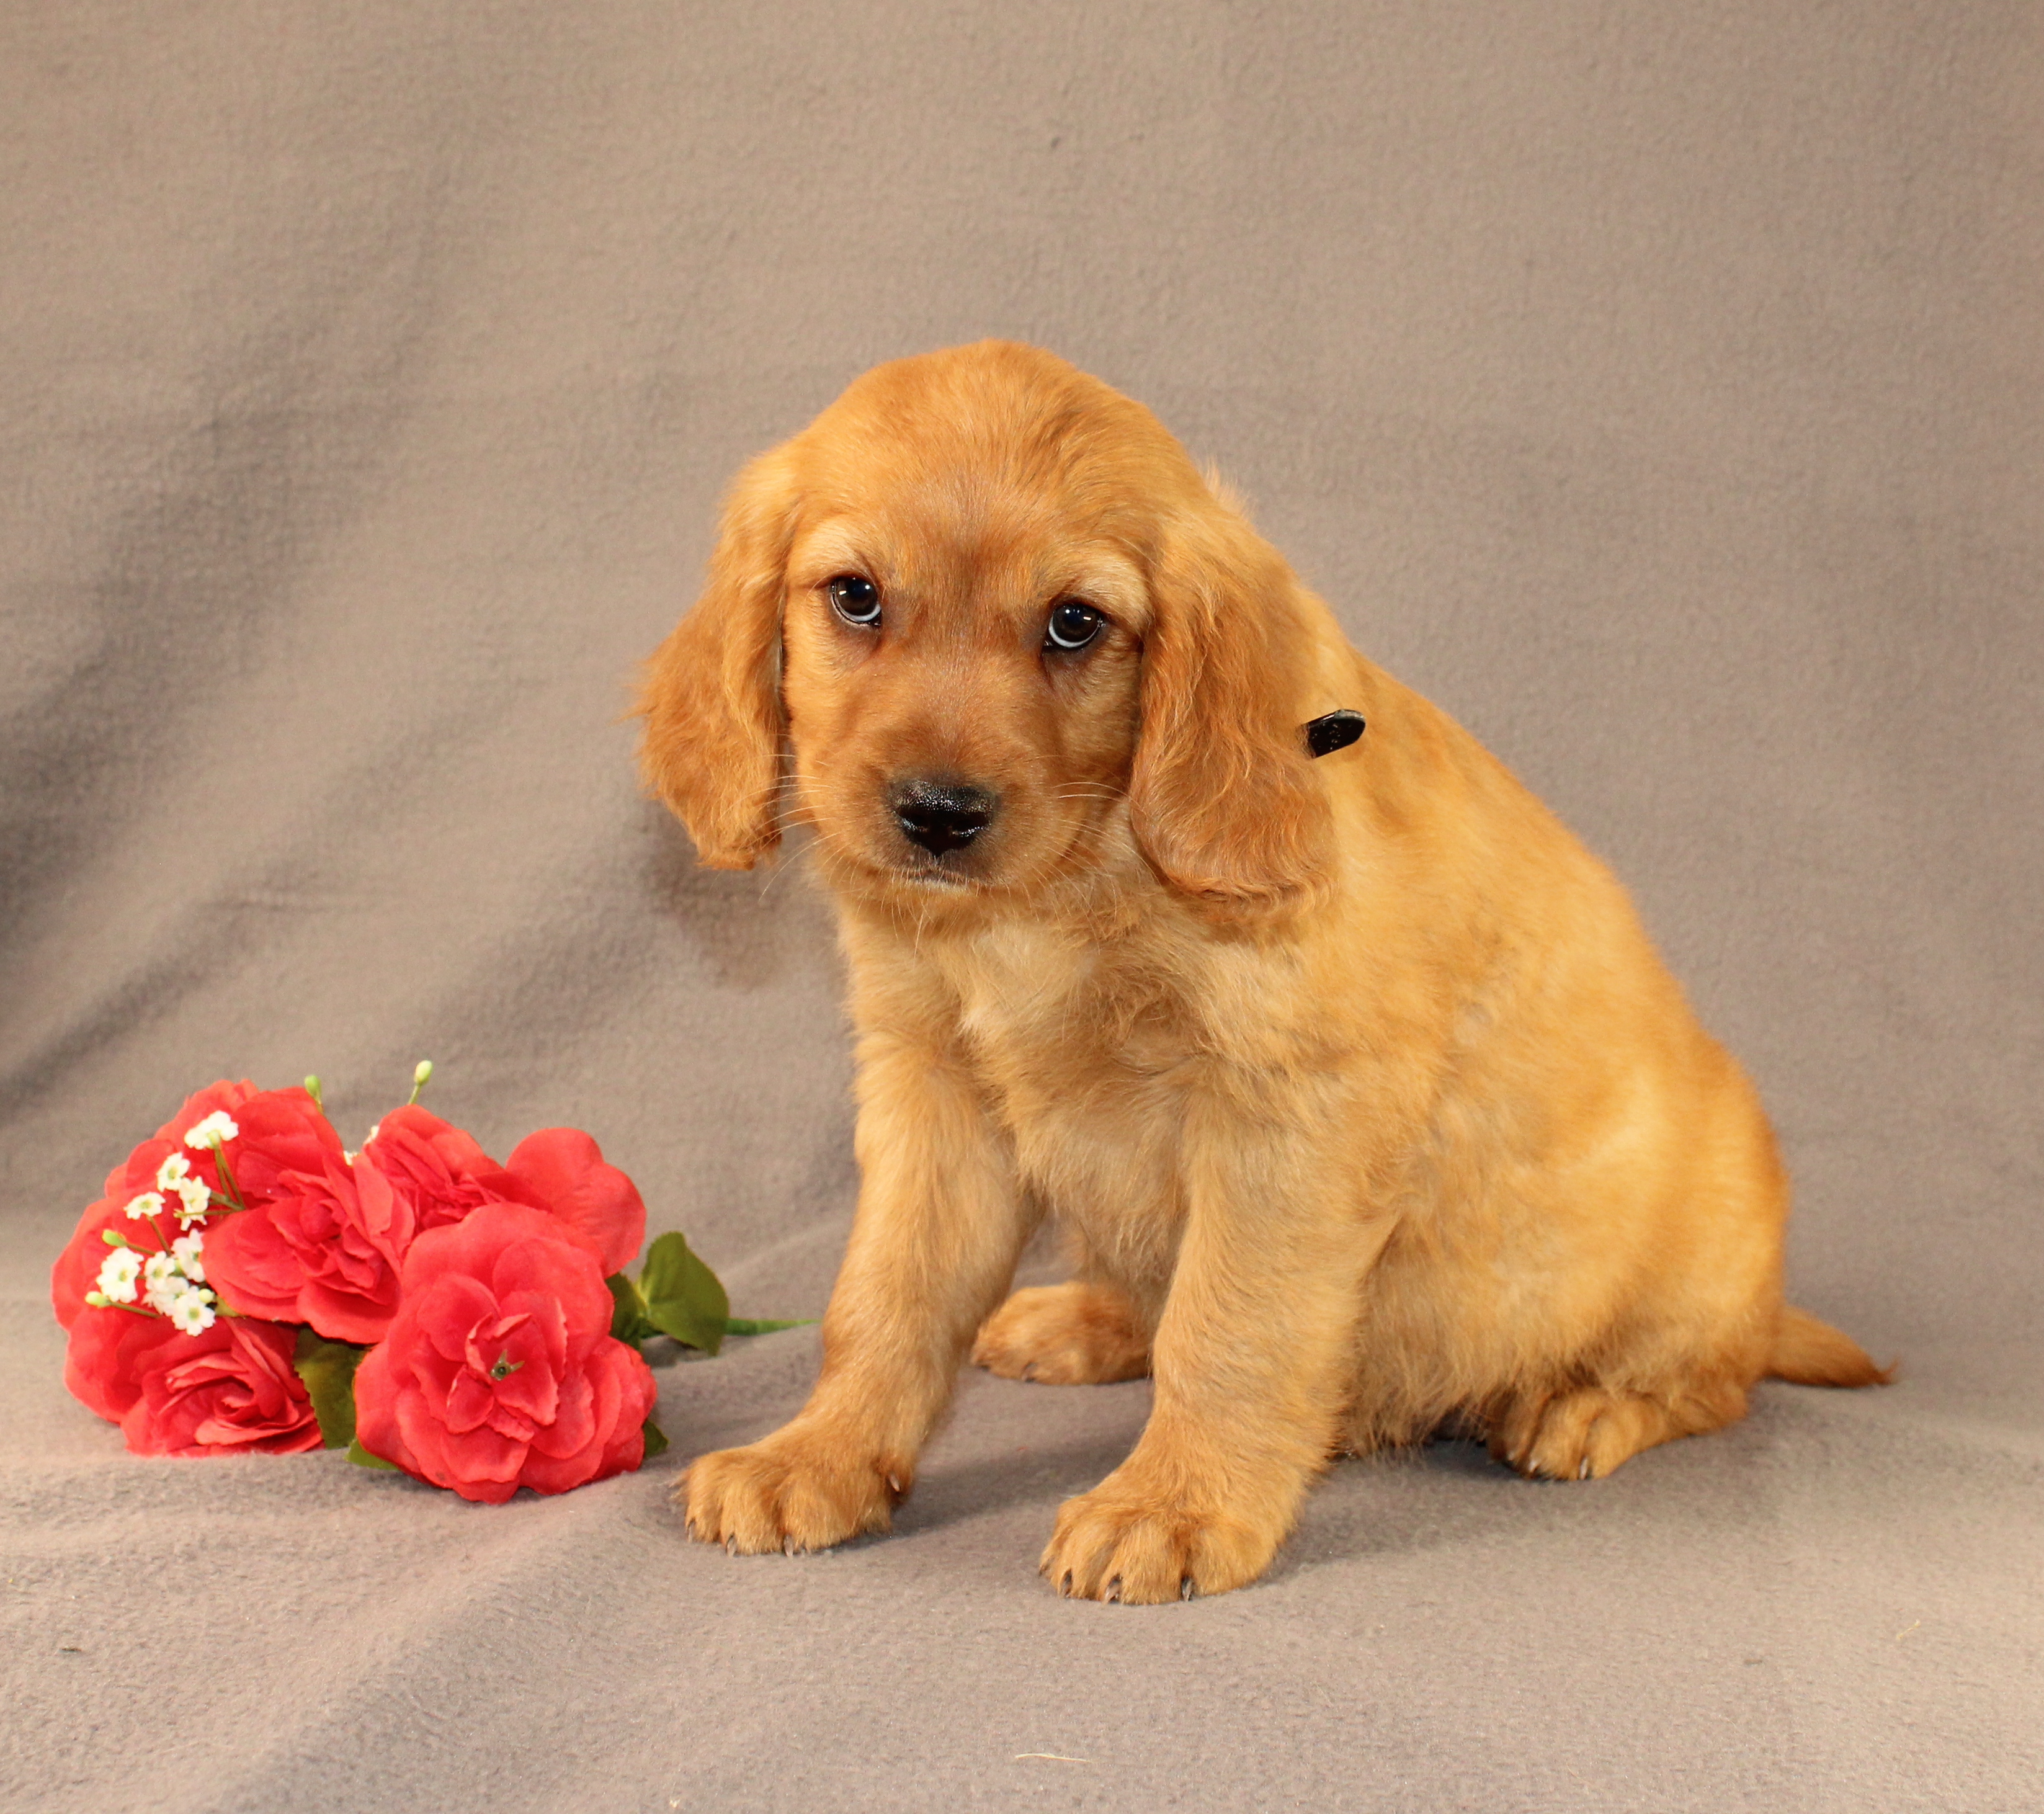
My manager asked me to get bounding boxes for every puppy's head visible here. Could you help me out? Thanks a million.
[638,342,1332,908]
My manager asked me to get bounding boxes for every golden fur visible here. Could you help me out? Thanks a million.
[638,341,1887,1603]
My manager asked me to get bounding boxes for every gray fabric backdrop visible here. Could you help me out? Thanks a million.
[3,4,2038,1810]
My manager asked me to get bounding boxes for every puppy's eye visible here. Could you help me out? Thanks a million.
[827,574,882,627]
[1045,599,1104,651]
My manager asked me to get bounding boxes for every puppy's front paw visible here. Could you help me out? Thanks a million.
[1040,1479,1278,1604]
[677,1425,908,1554]
[973,1282,1151,1385]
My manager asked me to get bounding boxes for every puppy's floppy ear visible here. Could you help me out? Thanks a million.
[636,447,799,870]
[1129,496,1333,903]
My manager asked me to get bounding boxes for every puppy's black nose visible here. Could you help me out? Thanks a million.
[892,781,996,856]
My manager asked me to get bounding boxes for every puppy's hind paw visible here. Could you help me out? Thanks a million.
[1488,1385,1715,1482]
[972,1282,1150,1385]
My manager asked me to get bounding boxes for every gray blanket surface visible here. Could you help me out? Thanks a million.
[4,5,2038,1810]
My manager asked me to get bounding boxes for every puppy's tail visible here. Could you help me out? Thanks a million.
[1767,1305,1894,1387]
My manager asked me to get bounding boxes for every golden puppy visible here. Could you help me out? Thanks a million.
[638,340,1886,1603]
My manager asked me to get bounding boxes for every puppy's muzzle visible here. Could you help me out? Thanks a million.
[891,780,997,857]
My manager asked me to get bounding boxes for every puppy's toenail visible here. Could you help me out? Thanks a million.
[1578,1457,1591,1480]
[1105,1577,1121,1602]
[1180,1576,1196,1601]
[1060,1570,1074,1595]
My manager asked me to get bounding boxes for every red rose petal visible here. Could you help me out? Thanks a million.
[504,1128,647,1277]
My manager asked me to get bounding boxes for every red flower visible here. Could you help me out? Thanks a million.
[202,1107,520,1344]
[203,1109,647,1346]
[352,1202,656,1504]
[355,1106,530,1233]
[141,1079,341,1209]
[63,1308,320,1455]
[52,1082,340,1335]
[131,1318,323,1455]
[199,1084,343,1202]
[199,1155,386,1342]
[51,1084,329,1325]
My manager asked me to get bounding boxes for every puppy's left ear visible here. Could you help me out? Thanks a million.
[1130,499,1333,904]
[636,447,800,870]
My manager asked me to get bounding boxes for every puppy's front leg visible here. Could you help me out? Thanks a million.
[1042,1092,1391,1602]
[681,1037,1032,1552]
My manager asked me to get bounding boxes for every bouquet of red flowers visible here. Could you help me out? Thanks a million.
[51,1067,777,1503]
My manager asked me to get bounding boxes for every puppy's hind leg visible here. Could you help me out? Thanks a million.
[973,1282,1152,1384]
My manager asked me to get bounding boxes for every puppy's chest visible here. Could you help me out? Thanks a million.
[941,925,1192,1170]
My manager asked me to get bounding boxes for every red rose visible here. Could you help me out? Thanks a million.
[129,1317,323,1455]
[355,1106,529,1231]
[203,1109,648,1346]
[200,1084,343,1202]
[352,1201,656,1504]
[61,1307,319,1455]
[203,1106,523,1344]
[142,1079,340,1209]
[200,1153,388,1342]
[54,1082,345,1329]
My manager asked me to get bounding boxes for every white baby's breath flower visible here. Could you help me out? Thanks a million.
[124,1191,165,1222]
[171,1233,206,1282]
[363,1122,380,1147]
[183,1111,239,1148]
[143,1252,182,1311]
[173,1176,213,1227]
[169,1288,216,1336]
[96,1249,143,1304]
[156,1152,192,1191]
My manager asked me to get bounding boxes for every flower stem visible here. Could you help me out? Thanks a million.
[208,1139,247,1212]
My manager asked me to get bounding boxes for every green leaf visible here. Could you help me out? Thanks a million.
[606,1271,656,1347]
[640,1416,670,1459]
[347,1436,398,1471]
[721,1317,815,1337]
[292,1328,369,1450]
[637,1231,730,1355]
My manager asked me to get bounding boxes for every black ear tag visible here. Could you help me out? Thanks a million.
[1301,709,1366,758]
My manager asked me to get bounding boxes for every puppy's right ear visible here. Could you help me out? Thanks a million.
[636,447,800,870]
